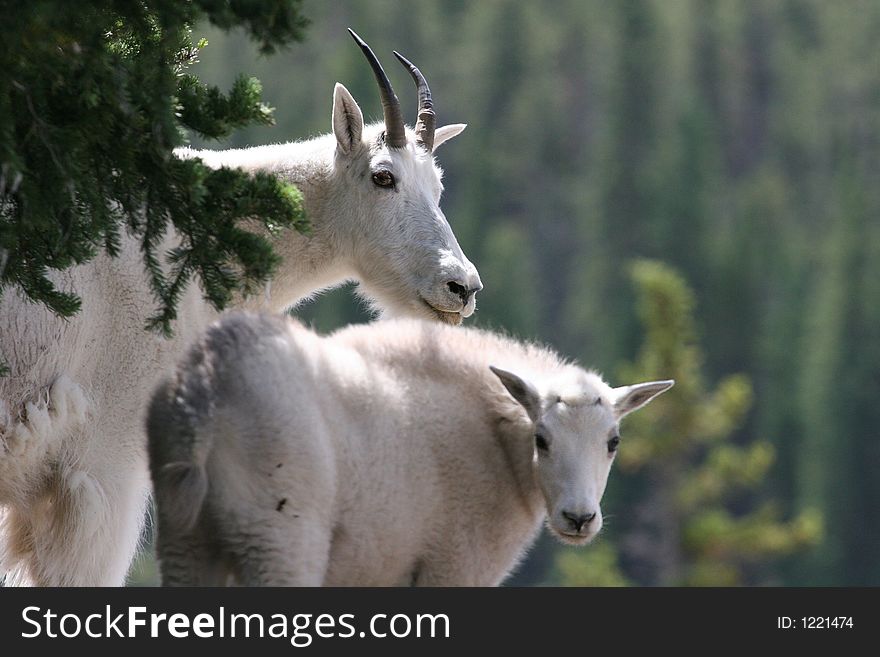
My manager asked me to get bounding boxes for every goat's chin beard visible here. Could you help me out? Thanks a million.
[410,294,464,325]
[366,295,464,326]
[553,531,595,547]
[422,301,464,326]
[355,285,464,325]
[548,521,599,546]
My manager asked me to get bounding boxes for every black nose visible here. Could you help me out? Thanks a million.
[562,510,597,533]
[447,280,479,304]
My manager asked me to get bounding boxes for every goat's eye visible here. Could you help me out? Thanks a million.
[535,434,549,452]
[371,170,395,188]
[608,435,620,454]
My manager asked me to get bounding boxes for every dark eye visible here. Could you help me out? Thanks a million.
[535,434,549,452]
[371,170,395,188]
[608,435,620,454]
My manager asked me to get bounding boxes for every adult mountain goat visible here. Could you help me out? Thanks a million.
[0,30,480,586]
[148,313,673,586]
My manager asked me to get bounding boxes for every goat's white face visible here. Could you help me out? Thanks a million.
[331,96,480,324]
[330,32,482,325]
[491,367,674,545]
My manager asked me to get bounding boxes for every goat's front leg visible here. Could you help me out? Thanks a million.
[3,442,150,586]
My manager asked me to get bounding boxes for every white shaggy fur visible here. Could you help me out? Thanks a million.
[148,313,672,586]
[0,82,477,586]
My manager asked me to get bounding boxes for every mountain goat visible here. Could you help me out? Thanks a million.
[148,313,673,586]
[0,30,480,586]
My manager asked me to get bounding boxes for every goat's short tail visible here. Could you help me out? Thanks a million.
[146,371,215,535]
[146,312,288,542]
[154,460,208,534]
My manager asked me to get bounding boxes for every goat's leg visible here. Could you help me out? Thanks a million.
[6,448,150,586]
[411,556,503,587]
[157,521,231,586]
[231,512,332,586]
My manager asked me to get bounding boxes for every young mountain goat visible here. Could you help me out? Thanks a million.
[148,313,673,586]
[0,30,480,586]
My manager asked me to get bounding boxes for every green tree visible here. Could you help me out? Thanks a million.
[589,0,664,367]
[0,0,309,340]
[796,166,880,584]
[554,261,821,586]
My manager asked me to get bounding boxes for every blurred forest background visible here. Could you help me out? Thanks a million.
[130,0,880,586]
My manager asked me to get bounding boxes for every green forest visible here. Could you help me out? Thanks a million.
[164,0,879,587]
[4,0,877,587]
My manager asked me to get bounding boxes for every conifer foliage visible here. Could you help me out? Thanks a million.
[0,0,309,338]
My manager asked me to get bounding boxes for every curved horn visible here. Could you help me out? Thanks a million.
[348,28,406,149]
[393,51,436,152]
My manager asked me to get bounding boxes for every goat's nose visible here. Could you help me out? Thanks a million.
[562,510,597,533]
[447,280,481,305]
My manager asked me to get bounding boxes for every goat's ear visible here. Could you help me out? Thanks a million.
[432,123,467,150]
[332,83,364,154]
[611,380,674,420]
[490,365,542,423]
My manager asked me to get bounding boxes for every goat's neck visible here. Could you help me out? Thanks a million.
[200,138,353,313]
[496,420,545,525]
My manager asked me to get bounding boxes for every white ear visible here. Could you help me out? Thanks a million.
[432,123,467,150]
[490,365,542,423]
[612,380,674,420]
[332,83,364,154]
